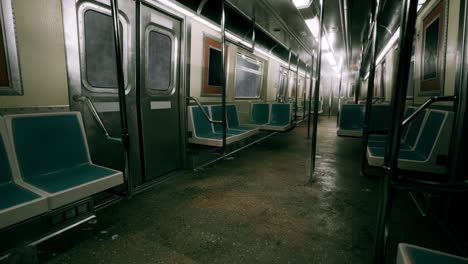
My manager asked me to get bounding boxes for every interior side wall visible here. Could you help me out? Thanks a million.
[0,0,69,108]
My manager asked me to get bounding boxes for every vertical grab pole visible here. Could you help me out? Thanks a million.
[307,52,314,138]
[373,0,418,262]
[310,0,325,178]
[110,0,132,196]
[336,65,343,126]
[354,43,364,104]
[286,49,292,103]
[295,57,300,121]
[221,0,227,154]
[303,64,308,120]
[361,0,380,175]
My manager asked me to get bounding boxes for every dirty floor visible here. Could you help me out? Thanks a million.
[37,118,452,263]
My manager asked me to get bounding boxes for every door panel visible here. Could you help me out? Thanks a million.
[140,5,182,180]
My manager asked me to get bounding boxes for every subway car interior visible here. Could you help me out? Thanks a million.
[0,0,467,263]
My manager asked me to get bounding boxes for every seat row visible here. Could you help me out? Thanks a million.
[367,109,453,174]
[337,104,392,137]
[296,99,324,117]
[245,103,293,131]
[187,103,293,147]
[0,112,123,229]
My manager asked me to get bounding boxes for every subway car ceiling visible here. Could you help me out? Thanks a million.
[0,0,467,262]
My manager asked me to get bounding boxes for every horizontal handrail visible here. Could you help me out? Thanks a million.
[73,95,122,144]
[188,96,223,124]
[402,96,456,127]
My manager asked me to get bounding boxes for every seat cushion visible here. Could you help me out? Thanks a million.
[270,104,291,126]
[24,163,120,194]
[368,147,426,161]
[399,244,468,264]
[0,183,40,210]
[250,104,269,124]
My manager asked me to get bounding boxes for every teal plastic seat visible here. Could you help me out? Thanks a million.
[339,104,365,130]
[0,117,48,229]
[192,106,234,138]
[211,106,249,135]
[0,136,40,211]
[6,113,123,209]
[246,104,269,126]
[368,111,445,162]
[226,105,255,131]
[267,104,291,126]
[368,108,425,150]
[369,105,392,132]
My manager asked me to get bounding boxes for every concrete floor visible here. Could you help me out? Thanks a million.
[37,118,453,263]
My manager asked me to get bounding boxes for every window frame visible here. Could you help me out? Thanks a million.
[0,0,22,96]
[144,24,177,96]
[202,34,228,97]
[233,52,264,99]
[78,3,129,94]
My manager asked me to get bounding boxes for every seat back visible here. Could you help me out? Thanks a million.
[339,104,365,130]
[0,118,13,186]
[369,105,392,131]
[226,105,240,128]
[250,103,269,124]
[6,113,90,181]
[414,110,447,159]
[404,109,427,147]
[270,104,291,126]
[191,106,214,136]
[211,105,224,133]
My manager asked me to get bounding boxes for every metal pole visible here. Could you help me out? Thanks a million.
[303,64,308,120]
[373,0,418,262]
[328,78,333,117]
[448,0,468,184]
[110,0,132,196]
[310,0,325,179]
[307,53,314,138]
[361,0,380,175]
[221,0,227,153]
[354,43,365,104]
[295,57,300,121]
[286,49,292,103]
[336,65,343,126]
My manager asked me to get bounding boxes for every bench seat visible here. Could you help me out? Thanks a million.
[212,105,258,141]
[4,112,124,210]
[0,117,48,229]
[188,106,239,147]
[337,104,365,137]
[367,110,453,174]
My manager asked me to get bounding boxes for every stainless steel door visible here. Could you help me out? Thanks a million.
[63,0,143,187]
[139,5,182,180]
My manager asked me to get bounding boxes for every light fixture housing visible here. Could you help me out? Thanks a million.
[293,0,313,9]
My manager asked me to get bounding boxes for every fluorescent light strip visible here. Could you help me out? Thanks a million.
[293,0,312,9]
[376,27,400,65]
[159,0,306,73]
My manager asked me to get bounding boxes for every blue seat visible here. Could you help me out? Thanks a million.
[262,103,293,131]
[369,107,416,141]
[0,117,48,229]
[226,105,256,131]
[188,106,238,146]
[337,104,366,137]
[397,243,468,264]
[369,105,392,132]
[211,106,250,135]
[368,107,423,150]
[367,110,452,174]
[246,103,270,126]
[5,113,123,209]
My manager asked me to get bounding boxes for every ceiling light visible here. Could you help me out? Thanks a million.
[305,18,320,40]
[293,0,312,9]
